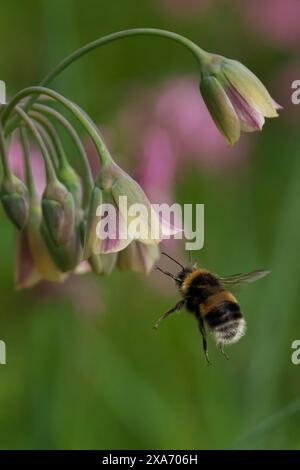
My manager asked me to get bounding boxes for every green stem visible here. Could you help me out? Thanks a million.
[3,86,112,168]
[3,28,207,133]
[33,103,94,194]
[19,127,35,196]
[33,121,58,168]
[42,28,206,84]
[14,106,57,182]
[30,110,68,168]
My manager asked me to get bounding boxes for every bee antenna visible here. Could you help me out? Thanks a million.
[161,252,184,269]
[155,266,181,282]
[188,250,192,263]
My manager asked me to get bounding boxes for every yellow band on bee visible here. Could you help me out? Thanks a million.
[200,291,237,317]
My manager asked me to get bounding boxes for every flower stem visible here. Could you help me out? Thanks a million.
[19,127,35,196]
[33,121,59,168]
[2,86,112,168]
[30,111,68,168]
[32,103,94,199]
[14,106,57,183]
[3,28,208,134]
[41,28,207,84]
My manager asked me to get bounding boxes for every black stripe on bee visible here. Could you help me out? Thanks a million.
[205,301,246,345]
[205,300,242,327]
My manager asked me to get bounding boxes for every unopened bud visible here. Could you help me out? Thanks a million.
[41,222,82,272]
[0,175,29,230]
[42,179,75,246]
[57,163,83,210]
[25,195,68,283]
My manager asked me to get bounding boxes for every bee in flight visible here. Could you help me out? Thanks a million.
[154,252,270,365]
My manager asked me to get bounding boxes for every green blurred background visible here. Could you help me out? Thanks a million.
[1,0,300,450]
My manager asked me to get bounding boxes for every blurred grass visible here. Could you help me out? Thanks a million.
[0,0,300,450]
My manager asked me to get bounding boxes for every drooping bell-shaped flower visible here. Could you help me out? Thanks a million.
[0,174,29,230]
[199,54,281,144]
[88,252,117,275]
[83,161,177,258]
[117,241,160,275]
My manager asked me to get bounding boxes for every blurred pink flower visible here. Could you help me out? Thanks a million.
[240,0,300,49]
[8,135,45,196]
[118,76,249,197]
[154,77,248,165]
[137,127,178,204]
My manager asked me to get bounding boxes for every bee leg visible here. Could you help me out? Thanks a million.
[219,344,229,360]
[198,318,212,366]
[153,300,185,330]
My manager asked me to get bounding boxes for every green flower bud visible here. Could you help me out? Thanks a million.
[57,162,83,210]
[41,221,83,272]
[23,194,68,283]
[0,175,29,230]
[42,179,76,246]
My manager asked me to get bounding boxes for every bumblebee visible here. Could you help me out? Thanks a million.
[154,252,269,365]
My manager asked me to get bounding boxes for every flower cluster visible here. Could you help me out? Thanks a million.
[0,29,280,289]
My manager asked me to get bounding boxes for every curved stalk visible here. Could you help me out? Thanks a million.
[30,111,68,168]
[2,86,112,168]
[33,121,59,169]
[33,103,94,193]
[3,28,207,133]
[41,28,206,85]
[19,127,35,196]
[14,106,57,183]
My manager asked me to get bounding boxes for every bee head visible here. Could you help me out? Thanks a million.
[175,265,196,288]
[156,252,197,287]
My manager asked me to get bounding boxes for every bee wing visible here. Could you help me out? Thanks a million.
[217,270,270,290]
